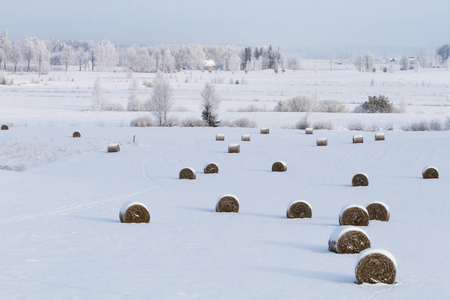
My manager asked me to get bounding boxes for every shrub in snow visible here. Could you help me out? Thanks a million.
[228,144,240,153]
[355,95,393,113]
[180,118,206,127]
[286,200,312,219]
[319,100,346,113]
[204,162,219,174]
[130,116,154,127]
[352,173,369,186]
[348,122,366,131]
[366,202,390,221]
[339,205,369,226]
[313,121,333,130]
[179,168,196,180]
[328,227,371,254]
[353,135,364,144]
[119,202,150,223]
[355,249,397,284]
[216,194,239,213]
[422,166,439,179]
[295,115,311,130]
[233,118,257,128]
[272,161,287,172]
[107,144,120,153]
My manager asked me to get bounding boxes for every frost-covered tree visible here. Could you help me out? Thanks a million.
[228,53,241,71]
[9,41,22,72]
[287,56,300,71]
[23,38,35,72]
[95,40,118,71]
[92,77,106,110]
[436,44,450,63]
[33,38,50,76]
[61,44,73,75]
[162,49,175,73]
[74,48,87,71]
[127,78,142,111]
[192,45,206,70]
[0,29,9,70]
[149,75,174,126]
[138,48,156,72]
[399,55,411,71]
[151,49,162,70]
[201,83,220,127]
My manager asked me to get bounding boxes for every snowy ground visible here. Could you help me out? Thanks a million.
[1,65,450,299]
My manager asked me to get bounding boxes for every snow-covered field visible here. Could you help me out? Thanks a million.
[1,65,450,299]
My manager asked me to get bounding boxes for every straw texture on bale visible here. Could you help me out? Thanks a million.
[339,205,369,226]
[228,144,240,153]
[272,161,287,172]
[216,134,225,141]
[305,128,313,135]
[107,144,120,152]
[352,173,369,186]
[204,162,219,174]
[375,133,385,141]
[260,128,270,134]
[216,194,239,213]
[316,138,328,146]
[179,168,196,180]
[355,249,397,284]
[353,135,364,144]
[286,200,312,219]
[73,131,81,138]
[119,202,150,223]
[241,134,251,141]
[1,124,9,130]
[366,202,390,221]
[328,227,371,254]
[422,166,439,179]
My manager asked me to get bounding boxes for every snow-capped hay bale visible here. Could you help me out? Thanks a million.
[355,249,397,284]
[73,130,81,138]
[204,162,219,174]
[305,128,313,134]
[353,135,364,143]
[241,134,251,141]
[375,133,385,141]
[216,134,225,141]
[179,167,196,180]
[422,166,439,179]
[1,124,9,130]
[316,138,328,146]
[228,143,240,153]
[216,194,239,213]
[339,204,369,226]
[107,144,120,153]
[352,173,369,186]
[272,161,287,172]
[366,202,390,221]
[119,202,150,223]
[260,128,270,134]
[328,227,371,254]
[286,200,312,219]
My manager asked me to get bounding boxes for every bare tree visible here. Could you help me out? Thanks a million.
[150,78,174,126]
[23,38,35,72]
[9,41,22,72]
[127,78,142,111]
[201,83,220,127]
[33,38,50,77]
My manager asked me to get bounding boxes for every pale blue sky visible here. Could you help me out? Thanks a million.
[3,0,450,51]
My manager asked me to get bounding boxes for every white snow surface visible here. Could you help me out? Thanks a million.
[356,248,398,269]
[329,226,370,244]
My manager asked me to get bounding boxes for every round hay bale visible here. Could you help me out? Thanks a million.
[119,202,150,223]
[260,128,270,134]
[241,134,251,141]
[422,166,438,179]
[272,161,287,172]
[73,130,81,138]
[228,143,240,153]
[339,204,369,226]
[216,134,225,141]
[352,173,369,186]
[353,135,364,144]
[375,133,385,141]
[316,138,328,146]
[286,200,312,219]
[355,249,397,284]
[179,167,196,180]
[216,194,239,213]
[204,162,219,174]
[305,128,313,135]
[366,201,390,221]
[107,144,120,153]
[328,227,371,254]
[1,124,9,130]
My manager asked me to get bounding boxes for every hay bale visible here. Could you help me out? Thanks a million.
[272,161,287,172]
[352,173,369,186]
[119,202,150,223]
[305,128,313,135]
[216,194,239,213]
[204,162,219,174]
[339,204,369,226]
[355,249,397,284]
[73,130,81,138]
[179,167,196,180]
[216,134,225,141]
[241,134,251,141]
[228,143,240,153]
[286,200,312,219]
[260,128,270,134]
[353,135,364,144]
[375,133,385,141]
[422,166,439,179]
[107,144,120,153]
[316,138,328,146]
[366,201,390,221]
[1,124,9,130]
[328,227,371,254]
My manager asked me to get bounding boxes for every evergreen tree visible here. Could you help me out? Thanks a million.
[201,83,220,127]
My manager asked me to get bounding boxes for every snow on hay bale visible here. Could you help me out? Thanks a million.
[305,128,313,135]
[286,200,312,219]
[179,167,196,180]
[352,173,369,186]
[260,128,270,134]
[375,133,385,141]
[119,202,150,223]
[216,194,239,213]
[241,134,251,141]
[73,130,81,138]
[328,227,371,254]
[366,202,390,221]
[316,138,328,146]
[353,135,364,144]
[216,134,225,141]
[339,204,369,226]
[107,144,120,153]
[1,124,9,130]
[204,162,219,174]
[355,249,397,284]
[422,166,439,179]
[228,144,240,153]
[272,161,287,172]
